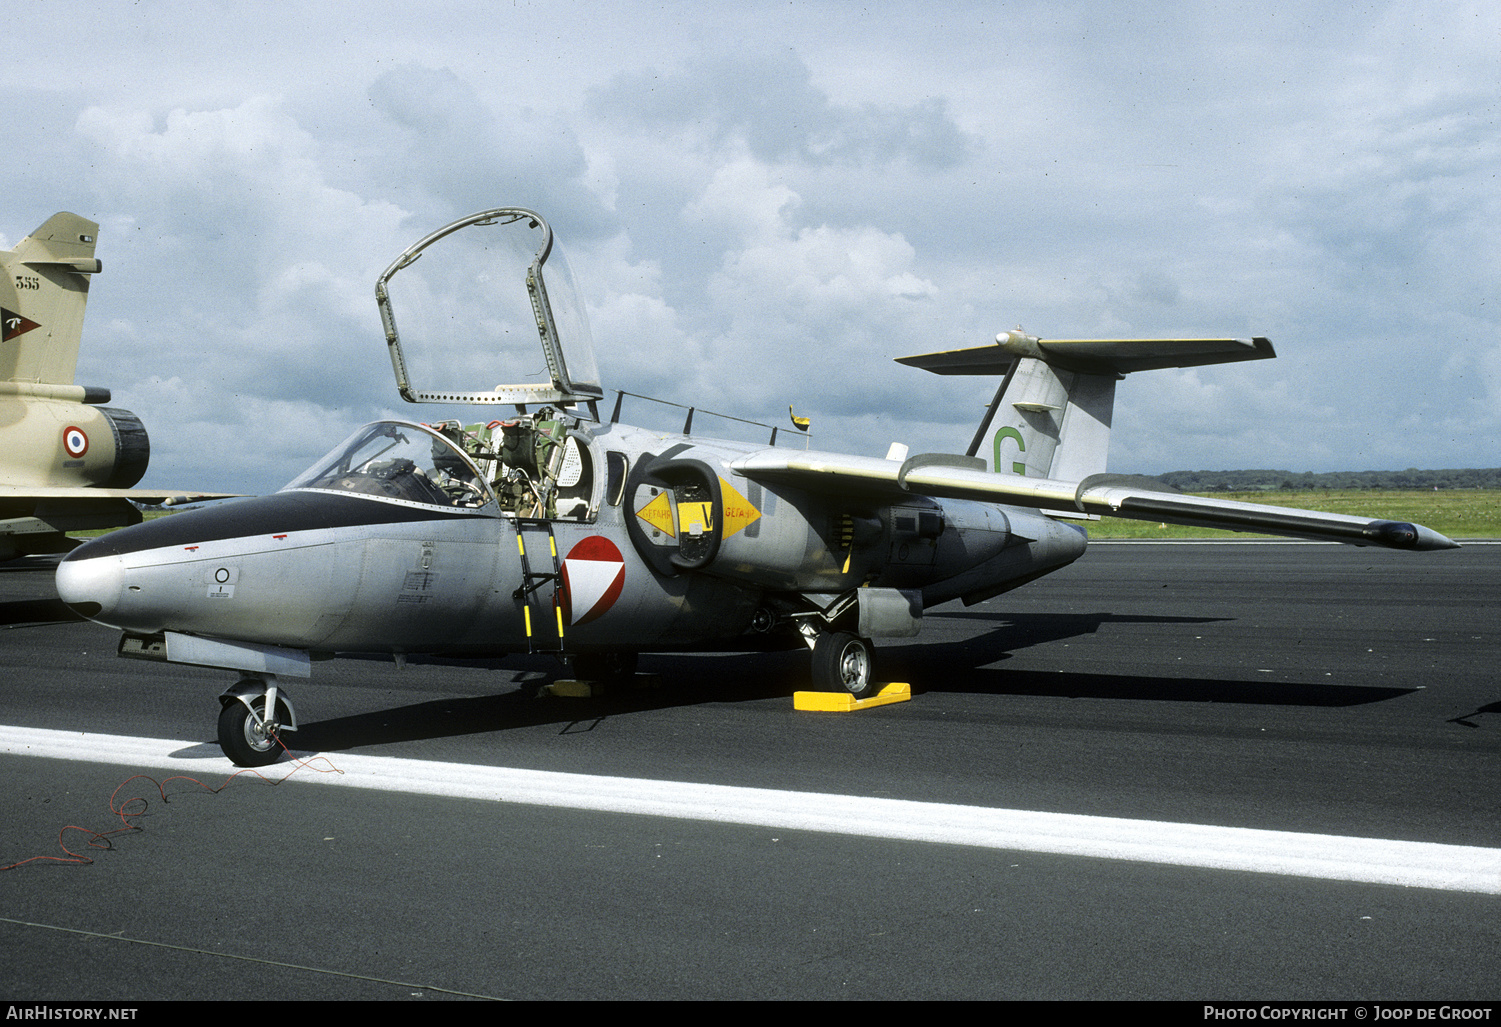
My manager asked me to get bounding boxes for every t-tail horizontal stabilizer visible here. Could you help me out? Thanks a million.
[897,331,1275,377]
[898,330,1276,482]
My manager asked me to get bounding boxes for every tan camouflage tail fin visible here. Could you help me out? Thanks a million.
[1,213,102,386]
[897,329,1275,480]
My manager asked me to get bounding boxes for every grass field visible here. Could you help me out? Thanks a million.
[1081,489,1501,540]
[70,489,1500,544]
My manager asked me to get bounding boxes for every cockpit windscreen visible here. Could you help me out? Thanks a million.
[282,422,496,510]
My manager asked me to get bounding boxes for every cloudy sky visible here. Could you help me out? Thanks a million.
[6,0,1497,495]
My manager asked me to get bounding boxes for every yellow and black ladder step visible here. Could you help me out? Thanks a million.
[512,518,565,651]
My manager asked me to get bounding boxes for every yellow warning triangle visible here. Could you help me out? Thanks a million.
[719,476,761,538]
[635,491,676,537]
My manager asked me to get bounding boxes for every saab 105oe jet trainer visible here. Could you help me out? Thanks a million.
[2,212,235,560]
[55,208,1457,766]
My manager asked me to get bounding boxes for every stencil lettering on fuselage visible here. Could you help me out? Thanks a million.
[207,565,238,599]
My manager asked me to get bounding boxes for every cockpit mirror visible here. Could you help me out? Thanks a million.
[376,208,603,406]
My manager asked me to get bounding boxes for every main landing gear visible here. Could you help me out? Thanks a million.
[810,630,877,700]
[778,587,917,702]
[217,676,297,767]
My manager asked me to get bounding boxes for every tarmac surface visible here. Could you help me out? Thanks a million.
[2,541,1498,1001]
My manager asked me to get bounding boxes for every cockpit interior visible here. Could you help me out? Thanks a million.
[283,414,597,521]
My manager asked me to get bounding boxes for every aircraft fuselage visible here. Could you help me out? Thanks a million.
[56,417,1088,660]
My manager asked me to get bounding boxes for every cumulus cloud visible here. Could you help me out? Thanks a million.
[587,53,976,169]
[4,0,1494,492]
[366,65,616,239]
[69,97,418,489]
[664,159,955,439]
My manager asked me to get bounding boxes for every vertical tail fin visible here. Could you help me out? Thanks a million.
[2,213,102,386]
[896,330,1275,479]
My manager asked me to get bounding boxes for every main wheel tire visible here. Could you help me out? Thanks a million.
[811,631,877,699]
[217,697,285,767]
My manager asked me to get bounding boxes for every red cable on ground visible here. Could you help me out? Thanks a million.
[2,741,344,871]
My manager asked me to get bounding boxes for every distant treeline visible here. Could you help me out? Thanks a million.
[1154,469,1501,491]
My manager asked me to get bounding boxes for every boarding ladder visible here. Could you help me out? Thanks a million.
[512,517,566,654]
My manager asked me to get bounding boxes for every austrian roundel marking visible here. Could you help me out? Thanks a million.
[559,536,626,627]
[63,426,89,458]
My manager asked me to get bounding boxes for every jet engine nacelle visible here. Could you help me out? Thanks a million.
[0,394,149,489]
[623,451,907,592]
[622,451,1066,603]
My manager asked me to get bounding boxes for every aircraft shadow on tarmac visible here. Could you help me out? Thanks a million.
[0,596,81,628]
[881,610,1418,707]
[266,610,1416,757]
[0,573,1424,755]
[1448,701,1501,729]
[0,556,84,628]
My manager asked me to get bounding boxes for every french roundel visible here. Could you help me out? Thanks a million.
[63,426,89,458]
[559,536,626,627]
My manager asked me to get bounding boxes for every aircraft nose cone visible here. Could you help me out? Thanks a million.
[55,546,124,624]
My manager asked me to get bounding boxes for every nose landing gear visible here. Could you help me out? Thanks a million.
[218,676,298,767]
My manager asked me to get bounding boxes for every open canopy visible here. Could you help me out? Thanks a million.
[376,208,603,407]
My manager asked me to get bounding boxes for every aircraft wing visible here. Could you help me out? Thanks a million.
[1,484,244,557]
[730,450,1459,551]
[0,485,243,505]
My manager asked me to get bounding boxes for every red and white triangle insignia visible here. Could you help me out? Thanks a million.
[559,536,626,627]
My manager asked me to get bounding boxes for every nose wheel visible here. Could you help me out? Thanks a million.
[217,677,296,767]
[811,631,877,700]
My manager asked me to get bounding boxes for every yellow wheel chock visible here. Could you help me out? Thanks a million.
[793,682,911,712]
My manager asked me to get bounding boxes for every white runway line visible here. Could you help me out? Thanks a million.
[5,724,1498,894]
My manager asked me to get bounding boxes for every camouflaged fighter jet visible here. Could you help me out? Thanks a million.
[54,208,1458,766]
[1,212,235,560]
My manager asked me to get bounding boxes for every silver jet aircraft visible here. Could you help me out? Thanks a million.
[2,212,234,559]
[55,208,1457,766]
